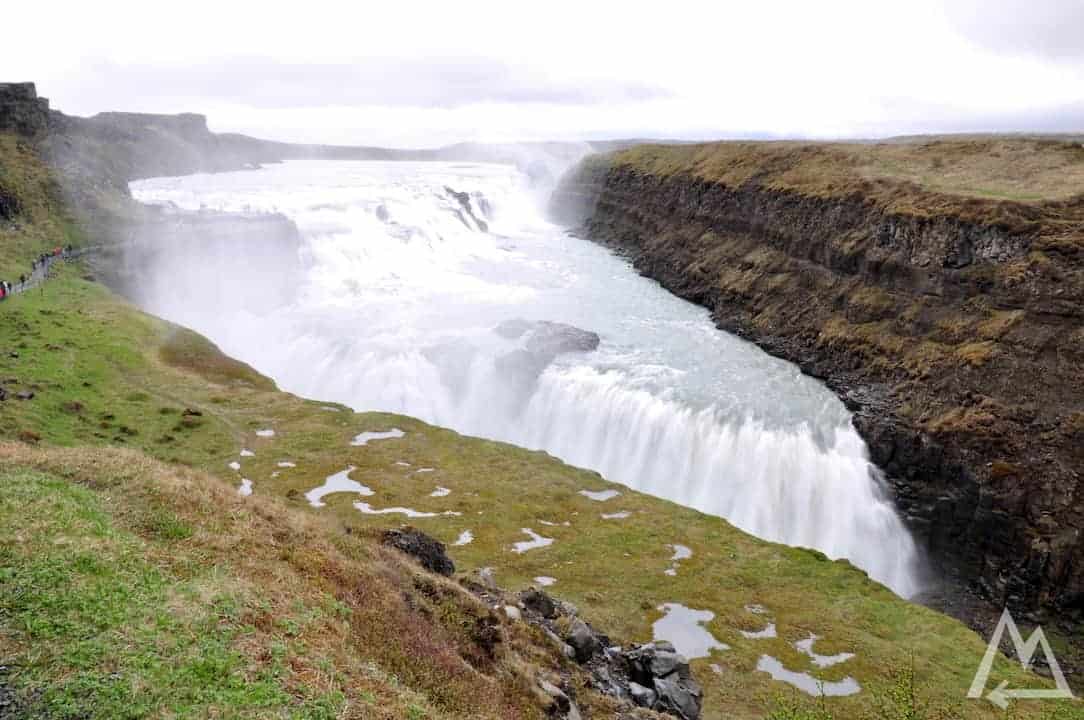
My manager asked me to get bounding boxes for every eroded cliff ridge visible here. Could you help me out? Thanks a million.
[553,140,1084,621]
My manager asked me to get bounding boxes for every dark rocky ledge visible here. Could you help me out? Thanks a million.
[551,155,1084,631]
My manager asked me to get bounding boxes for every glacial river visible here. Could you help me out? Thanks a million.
[130,159,921,596]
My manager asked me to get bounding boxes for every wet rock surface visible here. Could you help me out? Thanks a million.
[552,154,1084,631]
[381,527,455,576]
[493,319,602,391]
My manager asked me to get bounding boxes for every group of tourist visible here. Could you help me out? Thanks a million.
[0,245,72,301]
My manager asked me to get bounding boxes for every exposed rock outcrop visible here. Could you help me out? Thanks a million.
[0,83,49,136]
[552,145,1084,624]
[469,581,704,720]
[382,527,456,576]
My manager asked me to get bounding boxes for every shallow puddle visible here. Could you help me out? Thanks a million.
[652,603,728,659]
[579,489,620,502]
[755,655,860,696]
[351,428,405,446]
[512,528,554,553]
[305,466,373,507]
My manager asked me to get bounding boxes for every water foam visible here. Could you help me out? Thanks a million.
[130,160,923,597]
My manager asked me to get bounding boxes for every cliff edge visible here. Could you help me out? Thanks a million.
[553,140,1084,623]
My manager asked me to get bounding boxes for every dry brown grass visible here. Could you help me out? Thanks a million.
[0,442,568,720]
[611,138,1084,230]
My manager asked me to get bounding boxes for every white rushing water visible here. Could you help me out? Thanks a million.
[131,160,922,596]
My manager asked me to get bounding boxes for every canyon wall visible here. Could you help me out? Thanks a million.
[553,143,1084,620]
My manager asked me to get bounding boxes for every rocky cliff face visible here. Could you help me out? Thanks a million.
[553,146,1084,622]
[0,83,50,136]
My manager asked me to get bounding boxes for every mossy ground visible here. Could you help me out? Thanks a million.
[1,134,1080,719]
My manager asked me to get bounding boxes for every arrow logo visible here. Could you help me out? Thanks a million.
[968,609,1075,708]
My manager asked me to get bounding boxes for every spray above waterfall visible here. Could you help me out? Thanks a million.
[129,159,924,597]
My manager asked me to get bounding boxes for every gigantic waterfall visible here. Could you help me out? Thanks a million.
[130,159,923,597]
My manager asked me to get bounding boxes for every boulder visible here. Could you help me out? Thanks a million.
[524,321,600,356]
[381,527,455,576]
[521,587,558,619]
[565,618,600,662]
[629,681,657,708]
[653,675,702,720]
[14,390,34,401]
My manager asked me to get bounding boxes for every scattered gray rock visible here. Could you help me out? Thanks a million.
[478,566,498,591]
[464,586,702,719]
[538,679,581,720]
[521,587,558,618]
[566,618,601,662]
[380,527,455,576]
[14,390,33,401]
[629,681,657,708]
[653,675,703,720]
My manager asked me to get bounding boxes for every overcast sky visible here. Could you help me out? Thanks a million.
[4,0,1083,146]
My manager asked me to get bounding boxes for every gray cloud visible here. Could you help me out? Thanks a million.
[63,56,670,110]
[946,0,1084,61]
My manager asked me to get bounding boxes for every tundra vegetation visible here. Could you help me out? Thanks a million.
[0,129,1080,719]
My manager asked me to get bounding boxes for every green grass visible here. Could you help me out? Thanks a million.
[1,132,1080,720]
[0,468,348,719]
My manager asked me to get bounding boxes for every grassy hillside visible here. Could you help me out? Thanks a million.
[1,132,1080,719]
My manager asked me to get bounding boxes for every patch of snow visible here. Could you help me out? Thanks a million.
[255,428,275,438]
[601,511,631,520]
[665,544,692,576]
[354,502,461,518]
[453,530,474,546]
[305,466,373,507]
[745,604,769,615]
[227,461,241,471]
[237,479,253,496]
[579,489,620,502]
[794,635,855,668]
[395,461,410,467]
[652,603,729,659]
[351,428,404,446]
[512,528,554,554]
[430,486,451,497]
[416,467,435,473]
[534,576,557,587]
[755,656,860,697]
[277,461,296,468]
[240,449,255,457]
